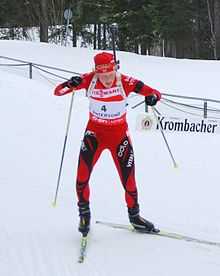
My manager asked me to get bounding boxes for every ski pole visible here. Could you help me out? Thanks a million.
[110,23,119,69]
[52,91,75,207]
[151,106,178,168]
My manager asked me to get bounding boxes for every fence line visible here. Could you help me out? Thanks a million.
[1,54,220,119]
[32,64,68,80]
[162,98,220,113]
[162,92,220,104]
[0,55,79,74]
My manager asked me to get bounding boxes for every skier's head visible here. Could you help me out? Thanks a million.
[94,52,116,73]
[94,52,116,88]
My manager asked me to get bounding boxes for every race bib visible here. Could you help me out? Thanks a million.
[89,98,127,120]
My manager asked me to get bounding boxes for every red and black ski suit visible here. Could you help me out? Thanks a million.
[54,72,161,209]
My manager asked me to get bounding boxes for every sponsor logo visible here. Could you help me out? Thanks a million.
[81,131,96,151]
[157,117,219,134]
[141,116,153,130]
[90,115,125,125]
[85,130,95,137]
[91,87,122,98]
[81,141,87,151]
[92,110,121,119]
[136,113,220,134]
[125,76,136,85]
[118,140,129,157]
[127,152,134,168]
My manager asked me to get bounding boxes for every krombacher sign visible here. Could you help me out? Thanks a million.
[136,114,220,134]
[157,116,219,134]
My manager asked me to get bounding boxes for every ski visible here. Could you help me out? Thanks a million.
[96,220,220,248]
[78,235,88,263]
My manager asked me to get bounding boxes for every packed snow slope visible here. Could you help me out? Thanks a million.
[0,40,220,276]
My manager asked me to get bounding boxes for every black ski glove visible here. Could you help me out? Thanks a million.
[67,76,82,87]
[145,94,158,106]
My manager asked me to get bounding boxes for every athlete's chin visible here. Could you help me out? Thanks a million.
[103,82,113,88]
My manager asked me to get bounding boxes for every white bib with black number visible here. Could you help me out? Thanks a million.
[89,98,127,120]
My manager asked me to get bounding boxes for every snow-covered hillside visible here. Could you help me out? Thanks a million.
[1,40,220,276]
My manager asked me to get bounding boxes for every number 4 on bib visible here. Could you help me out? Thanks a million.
[101,105,107,112]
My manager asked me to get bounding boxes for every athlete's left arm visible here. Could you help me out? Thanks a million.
[121,74,161,101]
[54,73,94,96]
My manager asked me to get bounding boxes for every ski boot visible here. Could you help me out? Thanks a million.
[78,202,91,236]
[128,205,159,233]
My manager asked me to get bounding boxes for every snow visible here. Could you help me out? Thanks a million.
[1,40,220,275]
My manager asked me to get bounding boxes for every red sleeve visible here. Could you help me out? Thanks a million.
[54,72,94,96]
[121,74,161,100]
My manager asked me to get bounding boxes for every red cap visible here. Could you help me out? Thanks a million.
[94,52,115,73]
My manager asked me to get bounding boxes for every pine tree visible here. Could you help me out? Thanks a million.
[149,0,195,58]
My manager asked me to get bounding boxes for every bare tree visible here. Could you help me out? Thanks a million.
[213,0,220,59]
[50,0,65,25]
[207,0,217,59]
[40,0,48,42]
[25,0,69,43]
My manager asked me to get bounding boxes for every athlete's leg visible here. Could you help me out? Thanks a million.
[76,128,103,235]
[109,131,138,209]
[76,129,102,205]
[110,131,158,233]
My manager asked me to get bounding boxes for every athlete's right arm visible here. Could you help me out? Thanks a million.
[54,72,94,96]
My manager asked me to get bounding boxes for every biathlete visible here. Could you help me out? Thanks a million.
[54,52,161,236]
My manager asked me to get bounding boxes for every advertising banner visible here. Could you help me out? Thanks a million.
[136,113,220,134]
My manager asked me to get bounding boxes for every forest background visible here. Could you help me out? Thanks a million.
[0,0,220,59]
